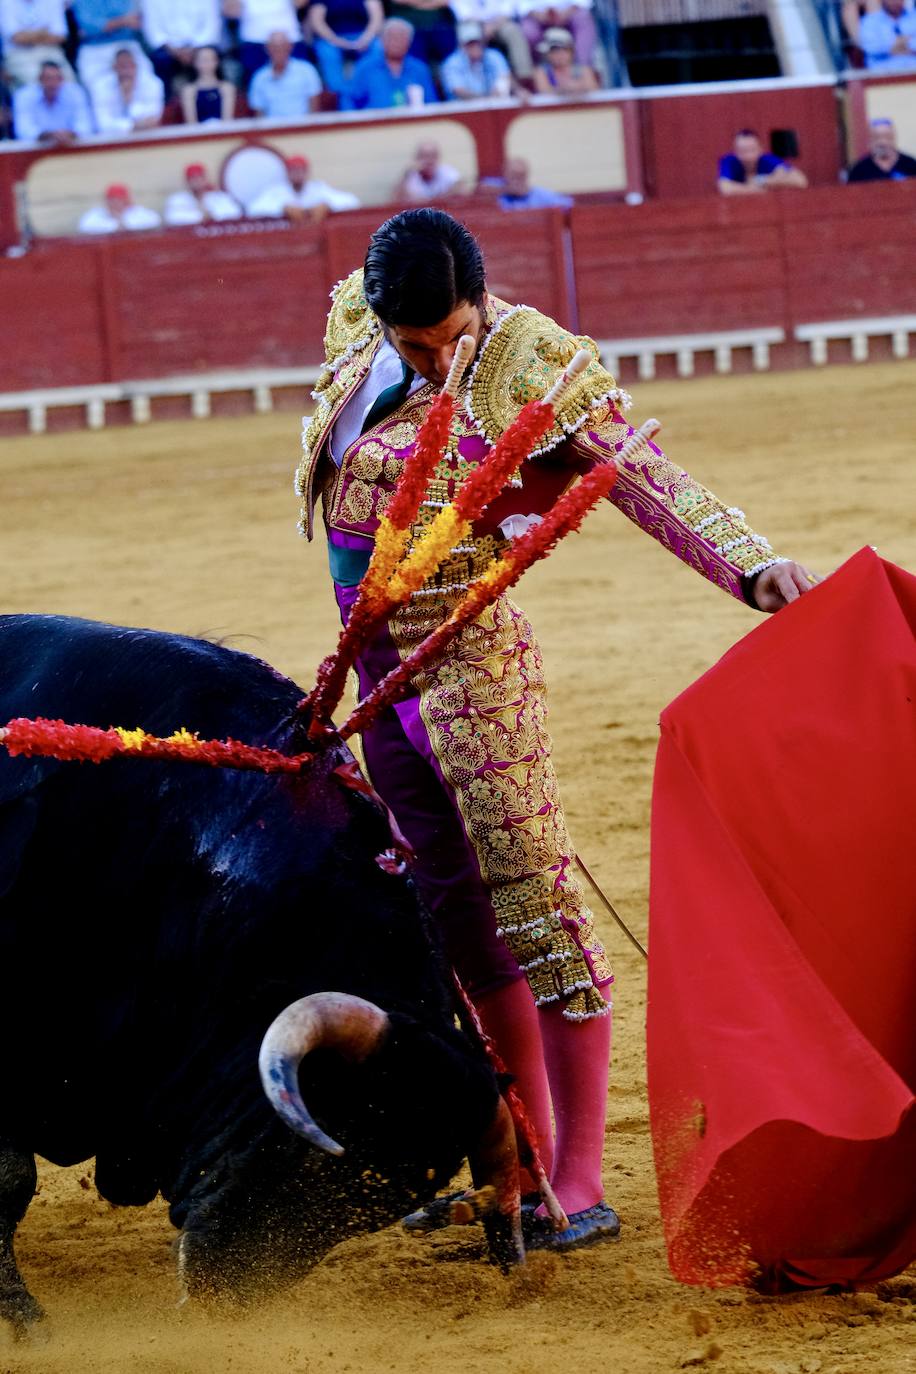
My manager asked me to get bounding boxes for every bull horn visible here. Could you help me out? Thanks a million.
[258,992,390,1156]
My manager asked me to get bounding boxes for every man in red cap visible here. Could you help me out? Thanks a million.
[247,153,360,220]
[77,182,161,233]
[164,163,242,226]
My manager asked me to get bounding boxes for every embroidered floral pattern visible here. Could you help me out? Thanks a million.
[391,593,612,1014]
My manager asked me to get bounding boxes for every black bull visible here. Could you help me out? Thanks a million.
[0,615,522,1334]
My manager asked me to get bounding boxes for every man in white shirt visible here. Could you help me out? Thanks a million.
[247,153,360,218]
[163,162,242,225]
[77,182,162,232]
[141,0,222,94]
[88,47,164,135]
[0,0,72,86]
[395,141,462,201]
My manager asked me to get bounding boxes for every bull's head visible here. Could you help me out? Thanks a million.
[176,992,522,1302]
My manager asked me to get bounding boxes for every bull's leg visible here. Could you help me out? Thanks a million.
[469,1097,523,1271]
[0,1142,44,1337]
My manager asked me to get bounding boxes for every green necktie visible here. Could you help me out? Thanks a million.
[360,359,414,434]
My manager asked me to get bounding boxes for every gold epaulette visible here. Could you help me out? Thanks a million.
[317,269,380,381]
[468,304,627,455]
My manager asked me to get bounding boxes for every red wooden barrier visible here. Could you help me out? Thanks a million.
[3,183,916,395]
[571,195,787,339]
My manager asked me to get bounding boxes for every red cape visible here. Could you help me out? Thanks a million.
[648,547,916,1288]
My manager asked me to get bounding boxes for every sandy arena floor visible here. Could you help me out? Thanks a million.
[1,362,915,1373]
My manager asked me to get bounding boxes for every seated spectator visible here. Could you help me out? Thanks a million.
[307,0,384,100]
[842,0,881,46]
[342,17,435,109]
[717,128,808,195]
[441,20,511,97]
[497,155,572,209]
[77,182,161,232]
[89,47,165,134]
[223,0,309,86]
[858,0,916,69]
[517,0,597,74]
[247,153,360,217]
[180,44,237,123]
[394,139,462,199]
[532,25,596,93]
[387,0,456,68]
[847,116,916,180]
[0,0,73,88]
[141,0,222,97]
[450,0,532,80]
[12,57,92,141]
[163,163,243,224]
[247,30,322,117]
[0,75,13,138]
[70,0,151,87]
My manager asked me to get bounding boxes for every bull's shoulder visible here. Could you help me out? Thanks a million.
[0,615,306,747]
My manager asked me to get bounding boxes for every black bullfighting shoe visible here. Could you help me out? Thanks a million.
[525,1200,621,1252]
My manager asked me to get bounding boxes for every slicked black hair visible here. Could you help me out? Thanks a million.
[363,209,486,328]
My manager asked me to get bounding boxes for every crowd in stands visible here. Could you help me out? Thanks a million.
[70,142,575,232]
[716,119,916,195]
[0,0,605,143]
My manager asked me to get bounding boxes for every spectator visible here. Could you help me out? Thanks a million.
[77,181,161,232]
[223,0,308,86]
[12,57,92,140]
[394,139,462,199]
[307,0,384,100]
[441,19,511,97]
[842,0,881,46]
[387,0,456,69]
[717,128,808,195]
[847,116,916,180]
[247,30,322,117]
[163,162,242,224]
[497,155,572,209]
[517,0,597,74]
[858,0,916,69]
[532,24,597,93]
[180,44,236,123]
[0,74,13,138]
[449,0,532,80]
[141,0,222,96]
[247,152,360,217]
[0,0,73,88]
[70,0,151,87]
[89,46,165,134]
[342,17,435,109]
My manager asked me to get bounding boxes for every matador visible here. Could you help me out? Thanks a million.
[294,209,817,1250]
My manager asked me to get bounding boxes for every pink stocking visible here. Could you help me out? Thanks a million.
[474,976,554,1193]
[537,987,612,1216]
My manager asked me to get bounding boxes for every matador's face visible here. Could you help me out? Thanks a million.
[385,297,489,388]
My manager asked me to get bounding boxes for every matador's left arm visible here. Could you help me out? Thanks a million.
[567,400,814,610]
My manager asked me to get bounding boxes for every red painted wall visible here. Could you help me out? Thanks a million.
[641,82,843,200]
[3,183,915,395]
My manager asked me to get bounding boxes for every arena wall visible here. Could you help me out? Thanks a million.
[3,70,915,416]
